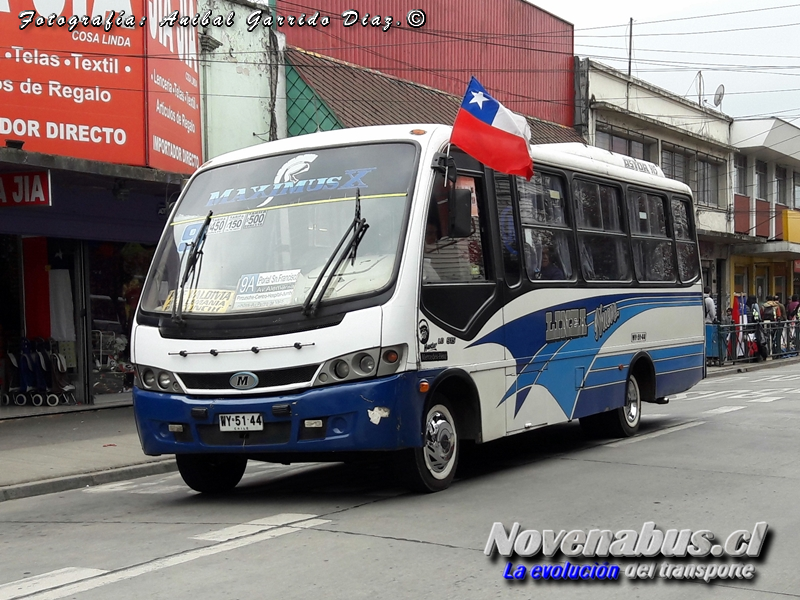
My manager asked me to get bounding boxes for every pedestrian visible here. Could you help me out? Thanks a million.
[722,306,733,325]
[703,286,717,324]
[787,294,800,352]
[788,294,800,320]
[762,295,783,355]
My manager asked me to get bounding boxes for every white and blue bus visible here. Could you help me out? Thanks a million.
[132,124,704,493]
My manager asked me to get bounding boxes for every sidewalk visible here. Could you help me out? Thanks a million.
[1,354,799,503]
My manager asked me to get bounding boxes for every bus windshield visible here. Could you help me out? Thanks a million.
[139,142,417,316]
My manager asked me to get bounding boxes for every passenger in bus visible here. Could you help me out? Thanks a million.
[538,246,565,280]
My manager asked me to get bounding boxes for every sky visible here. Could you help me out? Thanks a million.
[530,0,800,121]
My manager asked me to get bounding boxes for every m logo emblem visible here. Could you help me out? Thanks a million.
[230,371,258,390]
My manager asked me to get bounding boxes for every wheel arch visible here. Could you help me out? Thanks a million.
[426,368,482,442]
[630,351,656,403]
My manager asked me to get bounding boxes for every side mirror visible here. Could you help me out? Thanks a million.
[448,187,472,238]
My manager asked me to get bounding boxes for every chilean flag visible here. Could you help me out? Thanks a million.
[450,77,533,179]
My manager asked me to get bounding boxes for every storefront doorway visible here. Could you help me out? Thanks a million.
[0,236,154,413]
[87,242,155,404]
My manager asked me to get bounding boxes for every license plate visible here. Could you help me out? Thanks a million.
[219,413,264,431]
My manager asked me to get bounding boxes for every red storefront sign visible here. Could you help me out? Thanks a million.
[0,170,51,206]
[144,0,202,172]
[0,0,201,173]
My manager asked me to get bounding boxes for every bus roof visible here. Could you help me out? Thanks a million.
[198,124,693,198]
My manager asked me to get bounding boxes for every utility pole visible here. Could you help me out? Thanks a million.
[626,18,633,111]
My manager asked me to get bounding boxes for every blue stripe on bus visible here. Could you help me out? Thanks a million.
[583,369,626,389]
[653,354,705,373]
[650,344,705,360]
[572,382,626,420]
[656,366,704,398]
[471,290,702,418]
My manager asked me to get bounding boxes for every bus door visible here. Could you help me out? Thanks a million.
[419,163,507,442]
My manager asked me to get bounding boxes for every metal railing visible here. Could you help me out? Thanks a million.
[705,322,800,366]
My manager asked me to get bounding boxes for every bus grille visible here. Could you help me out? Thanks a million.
[178,364,320,390]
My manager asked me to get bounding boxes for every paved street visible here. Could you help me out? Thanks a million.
[1,365,799,600]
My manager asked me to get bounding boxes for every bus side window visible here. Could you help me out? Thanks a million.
[423,173,488,283]
[573,179,631,282]
[517,172,574,282]
[672,196,700,283]
[495,173,520,286]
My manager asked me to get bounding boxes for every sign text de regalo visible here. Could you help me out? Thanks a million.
[0,0,202,173]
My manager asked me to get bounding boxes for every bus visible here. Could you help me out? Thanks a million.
[131,124,704,494]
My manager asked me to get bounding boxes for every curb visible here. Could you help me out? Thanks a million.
[0,459,177,503]
[705,354,800,378]
[0,401,133,422]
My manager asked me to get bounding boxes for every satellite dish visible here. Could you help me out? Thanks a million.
[713,84,725,108]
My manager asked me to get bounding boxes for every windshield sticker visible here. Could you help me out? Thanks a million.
[208,215,228,234]
[243,211,266,229]
[202,152,378,209]
[234,269,301,310]
[224,214,245,233]
[162,289,235,313]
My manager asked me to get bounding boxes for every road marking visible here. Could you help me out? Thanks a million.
[752,374,800,382]
[699,376,746,384]
[191,513,319,542]
[703,406,747,415]
[747,397,782,403]
[605,421,706,447]
[0,568,107,600]
[20,519,329,600]
[643,413,669,418]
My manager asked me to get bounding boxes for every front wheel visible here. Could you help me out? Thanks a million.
[176,454,248,494]
[396,400,459,493]
[580,373,642,438]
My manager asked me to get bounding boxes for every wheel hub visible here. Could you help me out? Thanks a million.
[625,383,639,424]
[424,411,455,474]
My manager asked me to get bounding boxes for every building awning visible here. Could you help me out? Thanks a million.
[731,240,800,260]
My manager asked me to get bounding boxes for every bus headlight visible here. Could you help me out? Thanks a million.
[142,369,156,388]
[358,354,376,374]
[157,371,172,390]
[332,360,350,379]
[313,345,406,387]
[135,365,185,394]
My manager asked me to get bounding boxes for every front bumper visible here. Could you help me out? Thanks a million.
[133,373,425,456]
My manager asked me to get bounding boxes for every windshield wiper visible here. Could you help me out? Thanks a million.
[172,210,213,324]
[302,190,369,317]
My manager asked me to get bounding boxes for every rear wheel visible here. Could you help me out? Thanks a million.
[396,399,459,493]
[580,373,641,438]
[176,454,248,494]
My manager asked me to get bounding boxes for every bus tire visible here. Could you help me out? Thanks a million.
[176,454,248,494]
[396,399,459,493]
[580,373,641,438]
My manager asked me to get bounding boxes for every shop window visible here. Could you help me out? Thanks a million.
[734,155,747,196]
[595,127,652,161]
[697,159,721,207]
[756,161,768,200]
[661,147,690,186]
[776,167,787,205]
